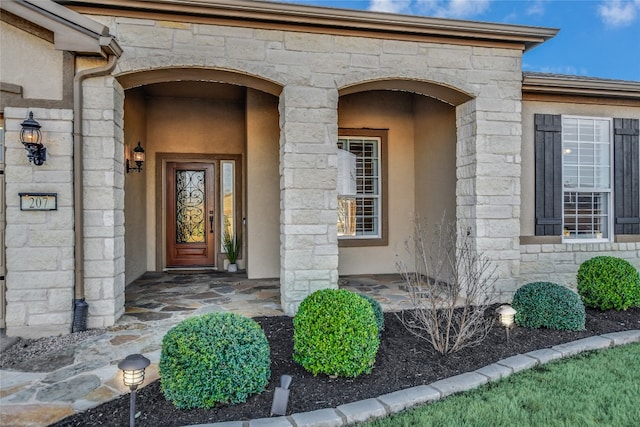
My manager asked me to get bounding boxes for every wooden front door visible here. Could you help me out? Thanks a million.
[166,162,216,267]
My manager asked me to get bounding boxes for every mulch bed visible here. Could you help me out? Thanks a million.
[51,306,640,427]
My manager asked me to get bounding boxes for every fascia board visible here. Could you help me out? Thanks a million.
[523,73,640,100]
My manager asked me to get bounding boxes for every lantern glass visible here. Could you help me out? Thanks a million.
[21,127,41,145]
[118,354,150,389]
[132,142,145,163]
[123,368,146,388]
[133,150,145,163]
[496,305,516,327]
[20,111,42,146]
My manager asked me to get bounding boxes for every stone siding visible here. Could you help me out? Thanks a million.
[94,17,524,314]
[4,108,75,338]
[519,242,640,291]
[81,75,126,329]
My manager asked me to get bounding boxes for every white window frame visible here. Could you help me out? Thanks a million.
[561,116,613,242]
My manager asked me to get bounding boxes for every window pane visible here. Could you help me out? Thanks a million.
[562,117,611,190]
[562,117,611,240]
[176,170,206,243]
[563,192,609,239]
[221,161,235,250]
[338,197,357,236]
[337,137,381,238]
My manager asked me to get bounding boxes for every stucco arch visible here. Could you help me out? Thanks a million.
[116,67,283,97]
[339,78,473,106]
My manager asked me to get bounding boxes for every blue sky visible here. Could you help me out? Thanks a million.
[277,0,640,81]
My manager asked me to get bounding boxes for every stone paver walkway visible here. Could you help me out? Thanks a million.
[0,272,411,426]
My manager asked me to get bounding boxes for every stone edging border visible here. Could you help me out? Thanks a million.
[183,330,640,427]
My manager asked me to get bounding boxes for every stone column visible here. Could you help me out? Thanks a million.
[81,75,126,328]
[456,81,523,300]
[279,84,340,315]
[4,107,75,338]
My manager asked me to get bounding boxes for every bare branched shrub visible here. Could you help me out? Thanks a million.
[396,217,496,354]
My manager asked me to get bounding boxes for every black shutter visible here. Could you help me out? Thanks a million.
[613,118,640,235]
[534,114,562,236]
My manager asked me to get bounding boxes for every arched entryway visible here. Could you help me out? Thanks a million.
[119,69,282,284]
[336,79,473,275]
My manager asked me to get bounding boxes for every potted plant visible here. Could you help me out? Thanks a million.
[222,227,240,272]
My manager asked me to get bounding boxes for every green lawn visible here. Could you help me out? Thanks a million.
[364,343,640,427]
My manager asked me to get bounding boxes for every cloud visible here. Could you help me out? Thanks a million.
[368,0,492,18]
[368,0,412,14]
[526,0,546,16]
[598,0,640,27]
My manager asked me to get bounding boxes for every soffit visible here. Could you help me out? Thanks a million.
[57,0,558,51]
[1,0,121,56]
[523,72,640,101]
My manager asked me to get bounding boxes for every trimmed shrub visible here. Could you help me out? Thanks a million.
[159,312,270,409]
[577,256,640,311]
[512,282,585,331]
[359,293,385,335]
[293,289,379,377]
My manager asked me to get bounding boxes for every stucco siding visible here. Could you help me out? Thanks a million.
[123,88,148,284]
[246,89,280,279]
[0,21,64,101]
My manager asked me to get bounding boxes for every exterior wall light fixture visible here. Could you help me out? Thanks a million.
[126,141,145,173]
[20,111,46,166]
[118,353,151,427]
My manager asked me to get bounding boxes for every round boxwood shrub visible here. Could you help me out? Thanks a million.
[293,289,379,377]
[577,256,640,311]
[512,282,585,331]
[359,293,385,335]
[159,312,270,409]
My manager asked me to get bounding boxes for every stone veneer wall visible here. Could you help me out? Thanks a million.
[88,15,524,315]
[519,242,640,290]
[4,108,75,338]
[80,74,126,329]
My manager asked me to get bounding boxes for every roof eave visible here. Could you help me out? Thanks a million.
[1,0,121,57]
[523,72,640,100]
[56,0,558,51]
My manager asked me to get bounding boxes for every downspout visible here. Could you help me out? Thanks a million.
[72,55,118,332]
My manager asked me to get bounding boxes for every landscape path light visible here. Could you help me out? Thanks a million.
[118,353,150,427]
[496,304,517,341]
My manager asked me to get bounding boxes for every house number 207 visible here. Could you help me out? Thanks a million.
[19,193,57,211]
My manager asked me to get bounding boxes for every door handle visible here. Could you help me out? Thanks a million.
[209,211,214,233]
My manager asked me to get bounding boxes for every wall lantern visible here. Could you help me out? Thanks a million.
[118,353,150,427]
[126,141,145,173]
[20,111,46,166]
[496,304,517,341]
